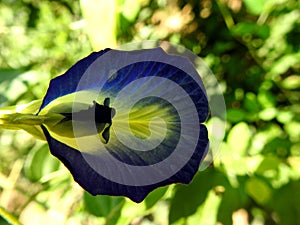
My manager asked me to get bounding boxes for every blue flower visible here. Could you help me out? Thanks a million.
[38,48,209,203]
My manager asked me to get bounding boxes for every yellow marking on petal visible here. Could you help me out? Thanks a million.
[114,104,174,138]
[39,90,101,115]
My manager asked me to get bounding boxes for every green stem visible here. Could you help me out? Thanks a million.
[0,207,22,225]
[215,0,265,68]
[0,111,62,140]
[0,113,47,126]
[215,0,235,29]
[0,112,64,127]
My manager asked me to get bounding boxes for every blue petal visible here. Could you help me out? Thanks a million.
[39,48,209,202]
[41,124,208,203]
[101,61,208,122]
[38,49,111,112]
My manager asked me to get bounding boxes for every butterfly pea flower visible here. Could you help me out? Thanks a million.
[2,47,209,203]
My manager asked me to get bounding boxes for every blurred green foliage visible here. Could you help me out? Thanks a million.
[0,0,300,224]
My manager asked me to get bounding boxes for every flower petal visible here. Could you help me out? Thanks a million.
[39,48,209,202]
[38,49,111,112]
[41,124,208,202]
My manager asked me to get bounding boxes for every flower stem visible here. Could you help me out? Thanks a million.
[0,206,22,225]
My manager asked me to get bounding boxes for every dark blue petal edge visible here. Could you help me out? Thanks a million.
[39,49,209,202]
[38,49,111,112]
[41,124,208,203]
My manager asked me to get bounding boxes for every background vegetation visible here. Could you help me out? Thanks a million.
[0,0,300,224]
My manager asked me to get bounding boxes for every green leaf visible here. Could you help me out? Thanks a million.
[187,190,222,225]
[24,144,60,181]
[116,200,146,225]
[84,192,124,225]
[270,53,300,76]
[243,92,260,113]
[291,143,300,156]
[257,90,276,108]
[243,0,270,15]
[169,169,215,224]
[226,108,246,123]
[248,124,282,155]
[232,23,270,39]
[0,69,24,83]
[269,180,300,225]
[281,75,300,89]
[227,122,251,156]
[259,108,277,121]
[221,153,250,175]
[256,155,281,171]
[254,156,286,187]
[276,110,294,123]
[262,137,291,157]
[144,186,168,209]
[284,121,300,141]
[215,173,249,225]
[246,177,272,205]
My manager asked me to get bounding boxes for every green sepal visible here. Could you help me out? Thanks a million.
[0,100,46,140]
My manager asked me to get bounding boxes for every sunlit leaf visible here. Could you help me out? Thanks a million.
[270,53,300,76]
[257,90,276,108]
[227,122,251,156]
[169,169,214,224]
[284,121,300,141]
[144,186,168,209]
[84,192,124,223]
[243,92,260,113]
[259,107,277,121]
[281,75,300,89]
[276,110,294,123]
[243,0,271,15]
[24,144,60,181]
[226,108,246,123]
[187,189,222,225]
[216,174,249,225]
[232,22,270,39]
[116,200,146,225]
[246,177,272,205]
